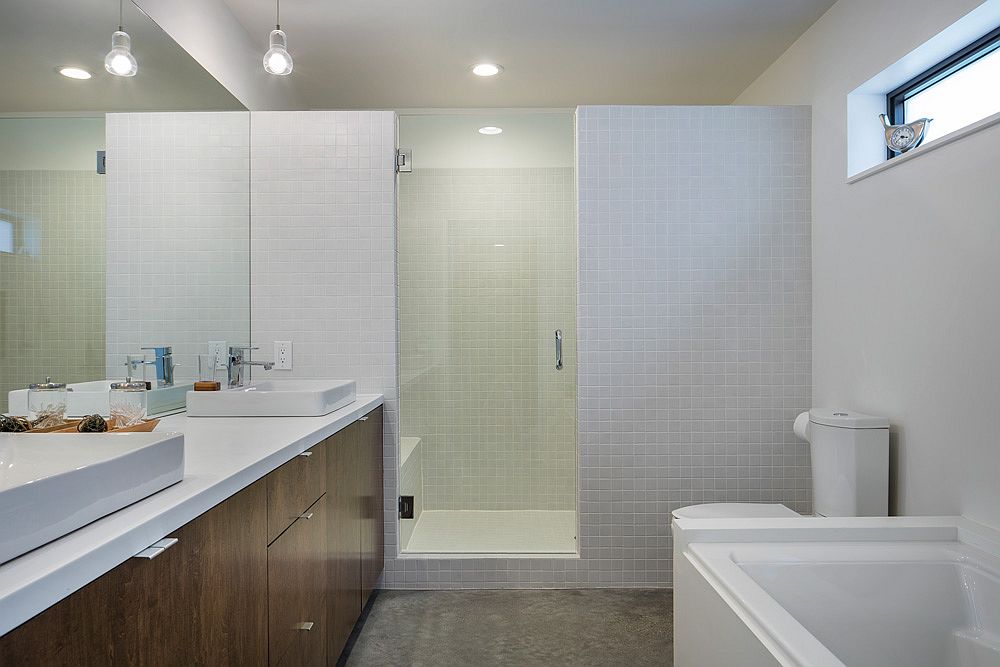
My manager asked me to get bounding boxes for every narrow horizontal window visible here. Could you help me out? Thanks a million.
[887,25,1000,154]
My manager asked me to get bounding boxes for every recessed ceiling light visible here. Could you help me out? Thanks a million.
[471,63,502,77]
[58,66,92,80]
[479,126,503,135]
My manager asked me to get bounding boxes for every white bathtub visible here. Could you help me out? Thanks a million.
[673,516,1000,667]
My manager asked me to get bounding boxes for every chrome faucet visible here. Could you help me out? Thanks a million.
[227,346,274,388]
[127,346,176,387]
[141,346,176,387]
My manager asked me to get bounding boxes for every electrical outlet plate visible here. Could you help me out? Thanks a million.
[274,341,292,370]
[208,341,227,370]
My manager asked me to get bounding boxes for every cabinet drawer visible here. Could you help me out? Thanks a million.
[268,494,328,667]
[267,443,327,544]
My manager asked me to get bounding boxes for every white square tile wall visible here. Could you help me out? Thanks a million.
[247,107,809,589]
[0,170,105,411]
[248,110,400,556]
[573,105,812,586]
[105,112,250,382]
[382,105,811,588]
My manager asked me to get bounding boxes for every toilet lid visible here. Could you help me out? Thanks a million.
[809,408,889,429]
[671,503,800,519]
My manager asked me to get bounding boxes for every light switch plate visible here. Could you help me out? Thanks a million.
[274,341,292,370]
[208,341,227,370]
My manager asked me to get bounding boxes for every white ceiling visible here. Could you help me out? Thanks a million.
[0,0,243,113]
[223,0,835,108]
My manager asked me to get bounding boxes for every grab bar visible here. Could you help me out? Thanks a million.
[555,330,563,370]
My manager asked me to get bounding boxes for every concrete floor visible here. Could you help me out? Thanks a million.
[343,589,673,666]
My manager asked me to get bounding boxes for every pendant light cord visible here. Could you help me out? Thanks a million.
[118,0,124,31]
[276,0,281,30]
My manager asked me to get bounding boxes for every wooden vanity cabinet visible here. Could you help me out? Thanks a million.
[267,444,327,545]
[0,479,269,667]
[0,406,384,666]
[268,495,328,667]
[327,419,363,660]
[267,441,330,666]
[360,407,384,606]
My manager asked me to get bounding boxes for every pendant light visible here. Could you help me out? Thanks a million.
[104,0,137,77]
[263,0,293,75]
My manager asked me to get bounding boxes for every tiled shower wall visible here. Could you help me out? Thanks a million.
[398,167,577,514]
[0,171,105,411]
[382,105,811,588]
[105,112,249,381]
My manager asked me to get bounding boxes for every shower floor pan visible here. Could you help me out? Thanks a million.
[404,510,577,555]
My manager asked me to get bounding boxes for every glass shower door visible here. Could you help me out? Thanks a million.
[397,111,577,555]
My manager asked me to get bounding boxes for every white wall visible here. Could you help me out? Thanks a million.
[0,118,104,170]
[736,0,1000,525]
[135,0,303,111]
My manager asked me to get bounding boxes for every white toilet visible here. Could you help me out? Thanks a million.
[673,408,890,521]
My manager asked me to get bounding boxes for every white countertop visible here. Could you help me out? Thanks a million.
[0,394,383,637]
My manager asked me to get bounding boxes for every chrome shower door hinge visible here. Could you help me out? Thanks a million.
[396,148,412,173]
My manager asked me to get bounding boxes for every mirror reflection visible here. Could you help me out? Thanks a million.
[0,0,248,416]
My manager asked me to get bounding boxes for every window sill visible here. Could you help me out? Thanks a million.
[847,109,1000,184]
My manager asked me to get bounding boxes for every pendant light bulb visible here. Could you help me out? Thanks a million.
[264,29,293,75]
[105,30,137,77]
[263,0,292,75]
[105,0,136,77]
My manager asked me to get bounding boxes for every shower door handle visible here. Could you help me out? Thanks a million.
[555,330,563,370]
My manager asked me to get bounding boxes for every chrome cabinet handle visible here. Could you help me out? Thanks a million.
[133,537,178,560]
[297,512,314,520]
[293,622,314,631]
[297,451,313,457]
[555,329,563,370]
[358,416,369,421]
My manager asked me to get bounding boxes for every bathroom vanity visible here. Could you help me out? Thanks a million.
[0,397,384,666]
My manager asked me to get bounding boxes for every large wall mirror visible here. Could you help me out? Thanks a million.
[0,0,249,414]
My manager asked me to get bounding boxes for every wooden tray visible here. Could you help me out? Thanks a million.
[33,418,160,434]
[109,418,161,433]
[27,420,83,433]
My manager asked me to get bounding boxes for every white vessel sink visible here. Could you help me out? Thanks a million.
[8,380,193,418]
[0,431,185,564]
[185,379,356,417]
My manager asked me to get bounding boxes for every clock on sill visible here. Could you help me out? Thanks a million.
[879,114,932,153]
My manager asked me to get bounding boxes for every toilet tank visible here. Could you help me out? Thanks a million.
[807,409,889,517]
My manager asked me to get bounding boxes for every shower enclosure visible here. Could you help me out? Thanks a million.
[397,111,577,554]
